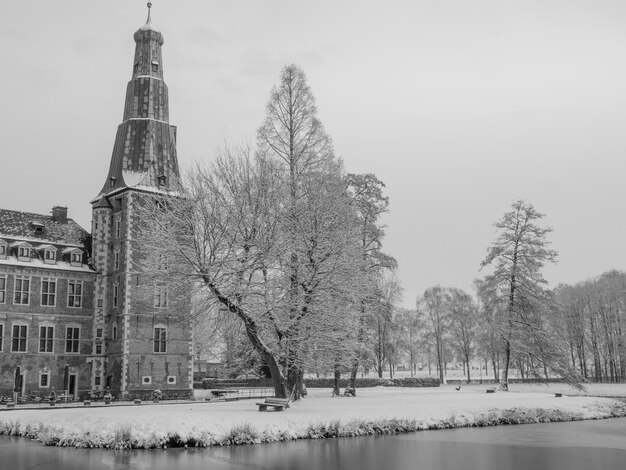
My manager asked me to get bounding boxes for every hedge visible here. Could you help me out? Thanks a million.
[198,376,440,389]
[305,377,440,388]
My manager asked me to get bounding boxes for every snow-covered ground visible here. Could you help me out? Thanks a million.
[1,387,624,449]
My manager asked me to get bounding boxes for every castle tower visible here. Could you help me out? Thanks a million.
[91,4,192,398]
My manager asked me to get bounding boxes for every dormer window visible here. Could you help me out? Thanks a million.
[157,175,167,187]
[151,61,159,73]
[33,224,44,235]
[63,248,83,266]
[45,250,56,263]
[109,176,116,188]
[19,247,30,258]
[0,241,7,259]
[38,245,57,264]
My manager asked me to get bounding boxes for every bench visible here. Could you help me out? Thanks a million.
[486,387,496,393]
[256,398,290,412]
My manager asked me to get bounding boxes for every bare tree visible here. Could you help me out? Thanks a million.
[480,200,564,390]
[344,173,396,390]
[448,288,477,383]
[418,286,451,384]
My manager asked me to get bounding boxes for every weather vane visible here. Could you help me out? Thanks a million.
[146,2,152,23]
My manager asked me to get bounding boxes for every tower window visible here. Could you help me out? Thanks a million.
[134,62,139,74]
[109,176,116,188]
[151,61,159,72]
[157,175,167,186]
[154,326,167,353]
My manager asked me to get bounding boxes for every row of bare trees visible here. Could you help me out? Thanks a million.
[557,271,626,383]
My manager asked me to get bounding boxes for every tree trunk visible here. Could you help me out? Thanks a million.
[501,338,511,391]
[207,281,287,398]
[348,309,366,390]
[333,365,341,396]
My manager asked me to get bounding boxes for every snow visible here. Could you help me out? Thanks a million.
[2,387,625,449]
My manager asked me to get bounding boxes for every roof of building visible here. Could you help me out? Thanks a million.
[0,208,89,247]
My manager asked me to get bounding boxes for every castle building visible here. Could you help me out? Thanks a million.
[0,207,95,398]
[0,6,193,400]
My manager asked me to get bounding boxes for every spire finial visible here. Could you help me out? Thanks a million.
[146,2,152,24]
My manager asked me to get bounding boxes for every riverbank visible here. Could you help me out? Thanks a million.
[1,387,625,449]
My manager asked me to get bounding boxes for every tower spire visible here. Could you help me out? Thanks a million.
[146,2,152,25]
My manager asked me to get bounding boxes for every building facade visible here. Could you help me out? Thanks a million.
[0,207,95,398]
[0,10,193,400]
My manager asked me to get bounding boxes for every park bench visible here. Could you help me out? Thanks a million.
[256,397,290,412]
[486,387,496,393]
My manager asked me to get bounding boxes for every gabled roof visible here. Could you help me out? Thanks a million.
[0,208,88,247]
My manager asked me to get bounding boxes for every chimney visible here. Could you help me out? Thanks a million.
[51,206,68,224]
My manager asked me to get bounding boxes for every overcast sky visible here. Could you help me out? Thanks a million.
[1,1,625,309]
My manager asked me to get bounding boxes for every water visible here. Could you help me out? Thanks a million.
[2,418,626,470]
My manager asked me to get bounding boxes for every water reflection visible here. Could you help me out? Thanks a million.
[2,418,626,470]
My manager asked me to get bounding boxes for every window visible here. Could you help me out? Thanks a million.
[157,175,167,186]
[113,284,118,308]
[68,280,82,308]
[95,376,101,386]
[167,376,176,385]
[154,287,168,308]
[0,277,5,303]
[153,327,167,353]
[133,62,139,74]
[41,278,56,306]
[142,376,152,385]
[114,249,120,270]
[96,328,103,339]
[97,298,103,308]
[151,61,159,72]
[11,324,28,352]
[44,249,56,261]
[0,245,6,256]
[96,344,102,354]
[116,218,121,238]
[65,327,80,353]
[39,326,54,353]
[0,324,3,351]
[112,325,117,339]
[14,277,30,305]
[18,247,30,258]
[71,252,82,263]
[39,373,49,388]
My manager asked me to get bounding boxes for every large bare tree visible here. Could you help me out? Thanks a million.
[480,200,562,390]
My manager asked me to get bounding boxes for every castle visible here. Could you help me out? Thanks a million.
[0,7,193,400]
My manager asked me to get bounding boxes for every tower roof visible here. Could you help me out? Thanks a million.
[139,2,160,33]
[93,2,180,203]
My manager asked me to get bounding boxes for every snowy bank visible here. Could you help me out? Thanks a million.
[1,388,625,449]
